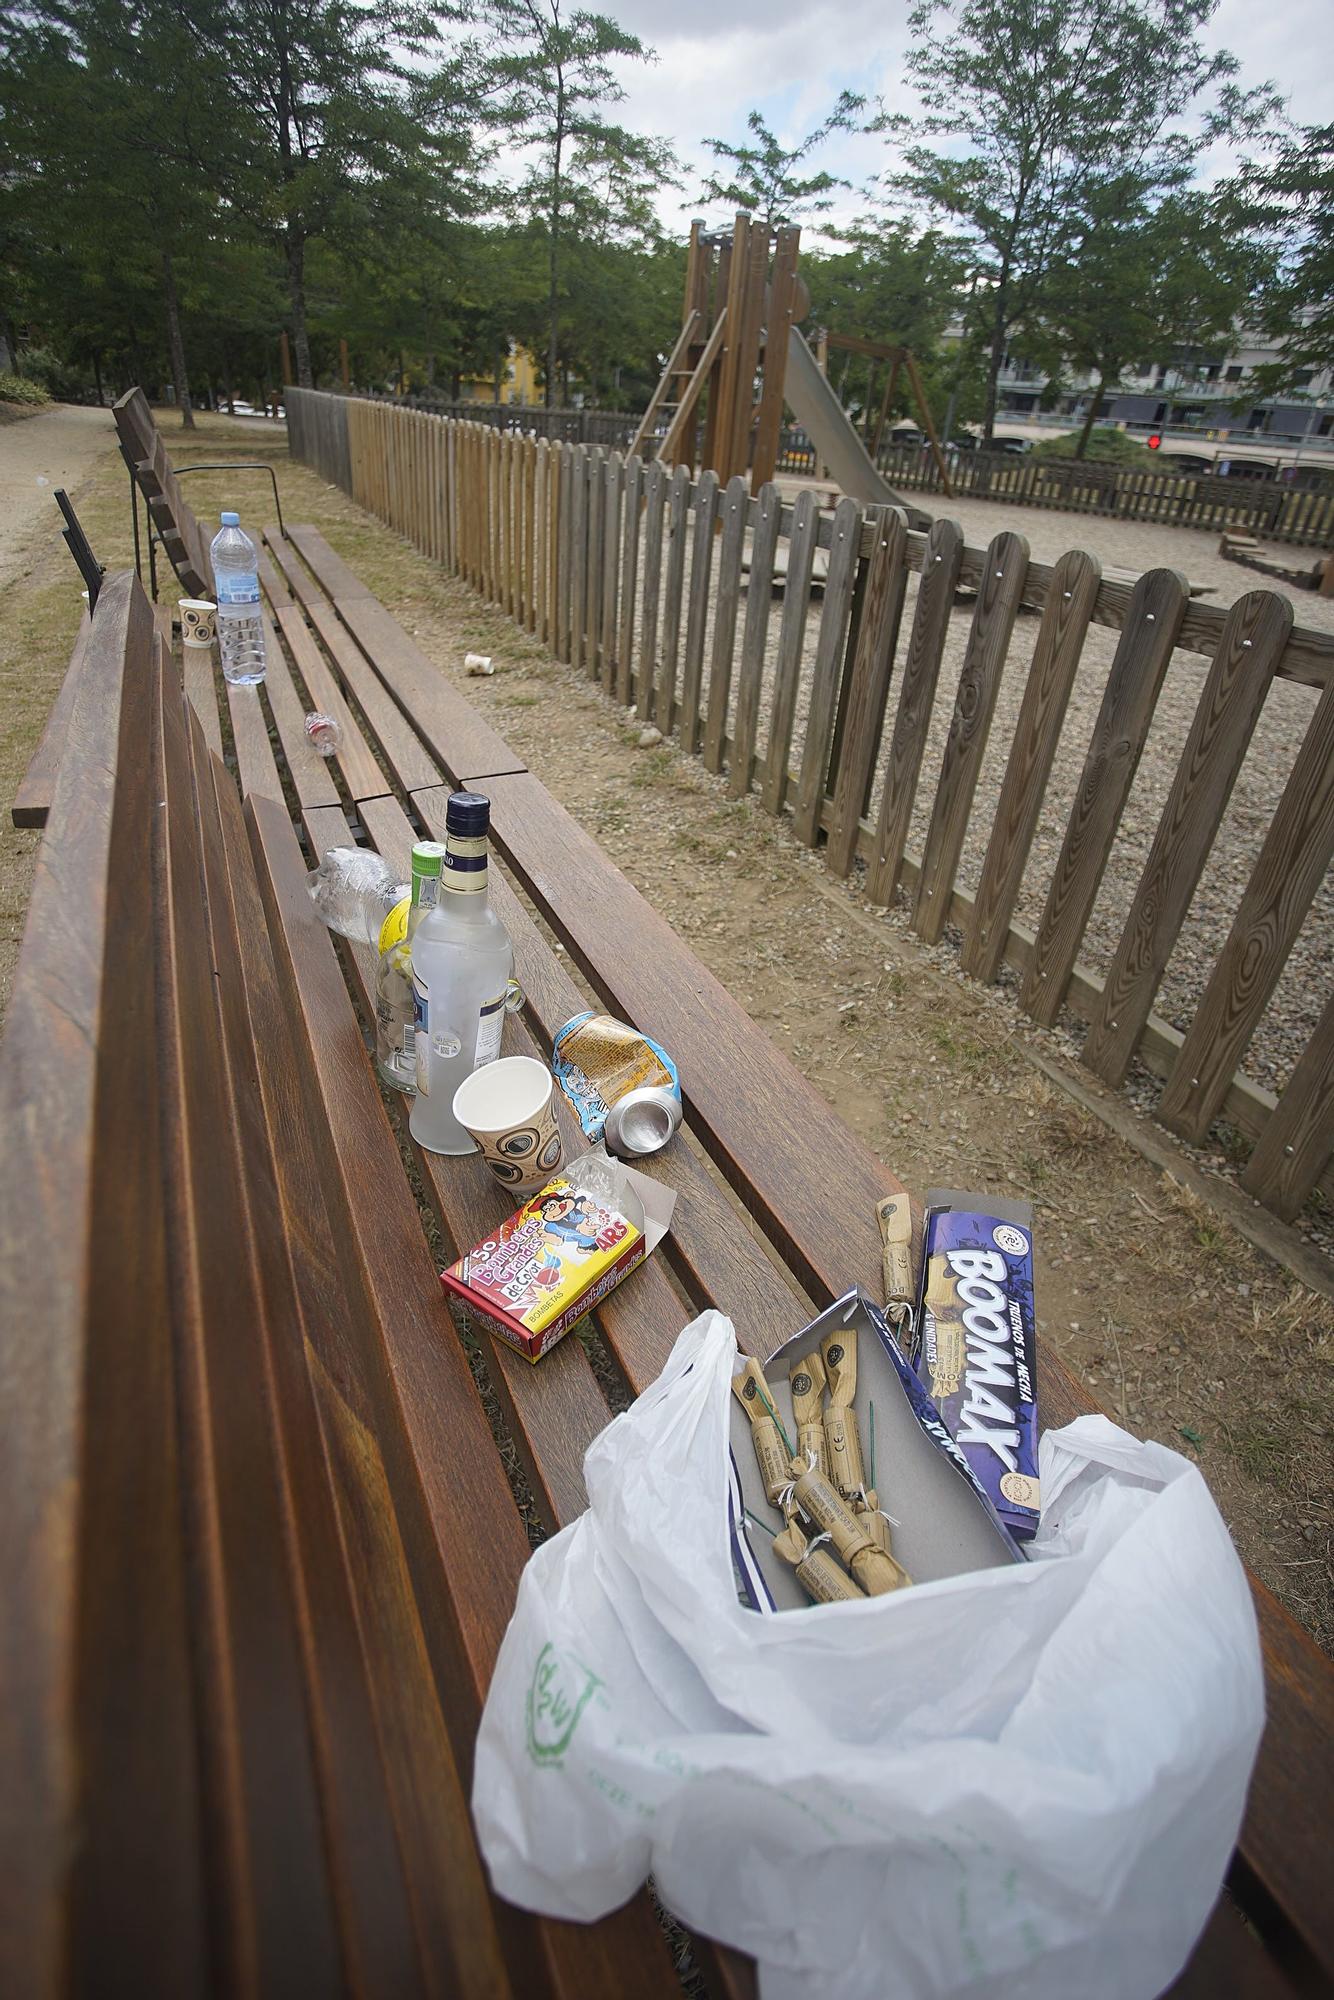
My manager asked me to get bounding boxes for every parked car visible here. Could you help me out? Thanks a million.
[990,435,1034,455]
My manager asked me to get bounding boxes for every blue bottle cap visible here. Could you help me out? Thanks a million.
[445,791,490,836]
[220,510,240,526]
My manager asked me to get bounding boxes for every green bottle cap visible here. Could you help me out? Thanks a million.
[411,840,448,882]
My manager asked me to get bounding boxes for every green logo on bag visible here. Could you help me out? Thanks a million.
[526,1642,602,1766]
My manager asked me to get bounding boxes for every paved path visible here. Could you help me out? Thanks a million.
[0,405,118,593]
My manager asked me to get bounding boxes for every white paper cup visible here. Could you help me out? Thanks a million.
[452,1055,563,1188]
[179,598,217,649]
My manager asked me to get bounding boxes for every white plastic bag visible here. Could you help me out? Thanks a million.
[473,1311,1264,2000]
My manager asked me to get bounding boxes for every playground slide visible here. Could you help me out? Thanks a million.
[784,327,932,527]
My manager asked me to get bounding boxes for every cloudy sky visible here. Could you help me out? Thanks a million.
[591,0,1332,235]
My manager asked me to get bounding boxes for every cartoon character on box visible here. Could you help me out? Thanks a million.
[536,1191,603,1256]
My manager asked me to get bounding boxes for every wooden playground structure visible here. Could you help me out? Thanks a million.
[630,214,949,510]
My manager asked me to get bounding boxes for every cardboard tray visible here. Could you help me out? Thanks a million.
[729,1289,1021,1613]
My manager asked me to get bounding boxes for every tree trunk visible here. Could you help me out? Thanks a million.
[221,338,235,414]
[286,231,313,389]
[161,246,195,428]
[92,349,104,407]
[982,305,1007,445]
[546,81,565,409]
[1073,377,1106,459]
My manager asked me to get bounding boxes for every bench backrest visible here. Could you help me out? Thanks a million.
[0,571,677,1997]
[112,387,213,597]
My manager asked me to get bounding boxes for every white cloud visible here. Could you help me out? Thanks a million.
[599,0,1332,237]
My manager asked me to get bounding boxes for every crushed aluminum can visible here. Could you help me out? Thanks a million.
[552,1011,682,1158]
[603,1084,683,1157]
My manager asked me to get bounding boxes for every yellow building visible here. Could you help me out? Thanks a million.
[458,342,540,406]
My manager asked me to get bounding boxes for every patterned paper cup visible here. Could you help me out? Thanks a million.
[179,598,217,650]
[452,1055,563,1189]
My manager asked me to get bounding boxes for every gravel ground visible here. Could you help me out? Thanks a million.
[625,488,1332,1103]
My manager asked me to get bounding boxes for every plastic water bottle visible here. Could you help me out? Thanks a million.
[306,846,408,945]
[210,511,267,684]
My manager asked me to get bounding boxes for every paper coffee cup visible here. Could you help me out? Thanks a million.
[179,598,218,649]
[452,1055,563,1188]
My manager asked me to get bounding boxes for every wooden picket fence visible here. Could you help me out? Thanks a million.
[874,443,1334,548]
[286,387,1334,1220]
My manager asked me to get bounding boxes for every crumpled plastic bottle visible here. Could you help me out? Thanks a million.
[306,846,408,946]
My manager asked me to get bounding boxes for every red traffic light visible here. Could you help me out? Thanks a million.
[1147,433,1162,450]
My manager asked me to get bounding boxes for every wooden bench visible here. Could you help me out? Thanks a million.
[5,411,1331,1992]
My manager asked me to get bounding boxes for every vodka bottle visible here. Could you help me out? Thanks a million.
[408,796,514,1155]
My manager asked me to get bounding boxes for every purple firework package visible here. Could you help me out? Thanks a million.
[914,1191,1040,1542]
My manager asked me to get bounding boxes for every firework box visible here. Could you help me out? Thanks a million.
[729,1290,1020,1614]
[913,1191,1040,1542]
[441,1150,675,1362]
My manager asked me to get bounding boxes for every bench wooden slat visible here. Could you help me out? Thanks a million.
[270,602,393,805]
[261,537,525,785]
[285,520,377,601]
[226,677,284,800]
[156,661,345,1989]
[182,641,224,761]
[261,610,343,807]
[0,576,208,1996]
[299,598,443,794]
[334,593,528,783]
[255,545,292,607]
[186,712,445,1995]
[261,525,329,609]
[199,734,513,1996]
[11,612,90,828]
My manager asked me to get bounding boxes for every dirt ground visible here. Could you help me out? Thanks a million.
[0,402,117,591]
[3,408,1331,1652]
